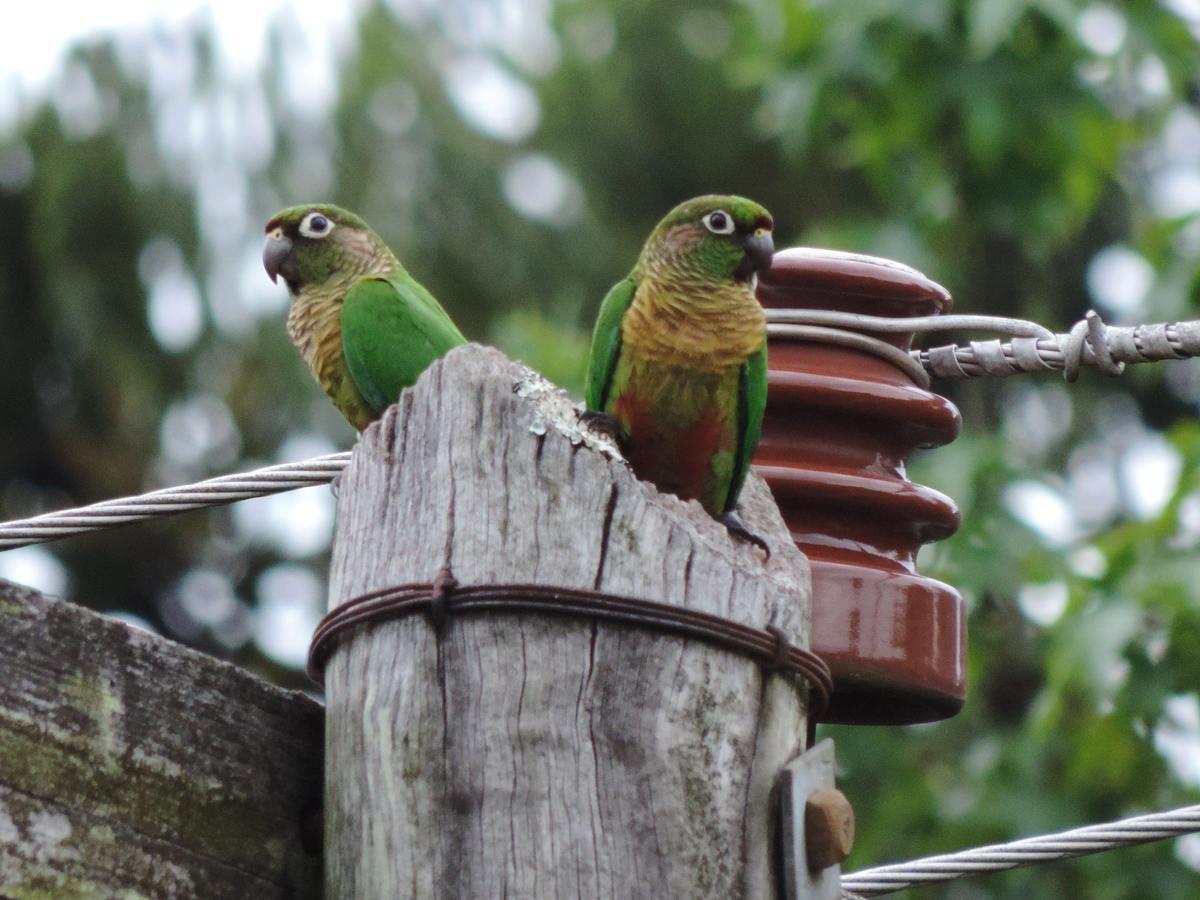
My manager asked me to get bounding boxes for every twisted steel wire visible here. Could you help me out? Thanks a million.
[0,453,349,550]
[767,309,1200,387]
[840,804,1200,896]
[4,311,1200,553]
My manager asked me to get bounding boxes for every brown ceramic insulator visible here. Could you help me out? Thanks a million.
[756,248,966,725]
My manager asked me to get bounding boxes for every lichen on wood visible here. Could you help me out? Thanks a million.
[0,579,323,899]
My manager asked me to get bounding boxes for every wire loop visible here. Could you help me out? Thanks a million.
[767,308,1199,383]
[308,572,833,718]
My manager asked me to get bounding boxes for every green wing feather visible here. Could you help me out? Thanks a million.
[584,278,637,411]
[341,273,467,414]
[725,344,768,513]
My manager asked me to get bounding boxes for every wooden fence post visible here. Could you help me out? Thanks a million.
[0,580,322,897]
[323,345,813,898]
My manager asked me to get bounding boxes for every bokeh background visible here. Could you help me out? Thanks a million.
[2,1,1200,895]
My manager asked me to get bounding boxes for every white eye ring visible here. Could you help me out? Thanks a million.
[702,210,735,235]
[299,212,335,239]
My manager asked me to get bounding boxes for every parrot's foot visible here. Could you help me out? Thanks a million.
[330,470,343,499]
[719,511,771,560]
[578,409,623,445]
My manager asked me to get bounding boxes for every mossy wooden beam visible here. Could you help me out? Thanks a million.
[0,579,322,899]
[324,345,814,898]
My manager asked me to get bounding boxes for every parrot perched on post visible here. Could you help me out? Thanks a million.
[583,194,775,552]
[262,204,466,431]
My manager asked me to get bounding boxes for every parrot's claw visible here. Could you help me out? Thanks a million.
[719,511,771,560]
[578,409,623,444]
[330,471,343,499]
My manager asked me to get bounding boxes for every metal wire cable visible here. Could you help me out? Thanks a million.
[0,453,349,550]
[840,804,1200,896]
[767,309,1200,386]
[0,317,1196,891]
[3,311,1200,553]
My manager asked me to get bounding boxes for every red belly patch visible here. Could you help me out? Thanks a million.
[614,392,726,504]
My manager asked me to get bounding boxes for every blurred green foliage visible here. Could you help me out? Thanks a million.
[1,1,1200,895]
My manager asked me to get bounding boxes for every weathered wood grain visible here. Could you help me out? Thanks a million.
[326,344,812,898]
[0,579,323,899]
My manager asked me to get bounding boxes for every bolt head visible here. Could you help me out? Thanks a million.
[805,787,855,871]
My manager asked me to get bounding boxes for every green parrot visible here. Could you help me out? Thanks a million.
[583,194,775,551]
[262,204,466,431]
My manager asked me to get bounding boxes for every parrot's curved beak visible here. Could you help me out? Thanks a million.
[263,234,294,286]
[735,229,774,282]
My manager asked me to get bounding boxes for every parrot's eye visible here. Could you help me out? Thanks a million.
[299,212,334,239]
[702,210,735,235]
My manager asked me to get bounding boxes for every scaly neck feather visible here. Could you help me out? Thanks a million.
[286,230,398,375]
[622,262,766,372]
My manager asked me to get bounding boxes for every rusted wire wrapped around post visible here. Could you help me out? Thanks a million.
[308,573,833,718]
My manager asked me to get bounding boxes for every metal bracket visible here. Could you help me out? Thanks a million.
[779,738,852,900]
